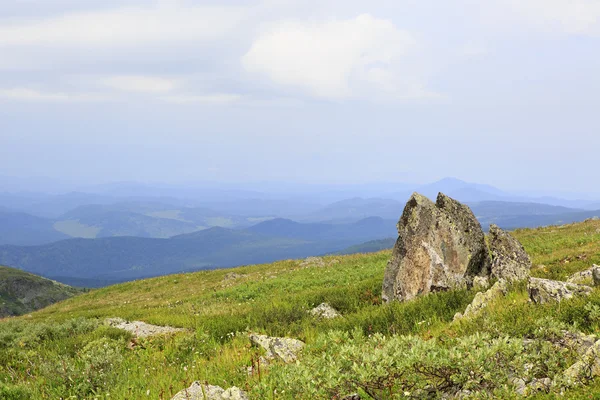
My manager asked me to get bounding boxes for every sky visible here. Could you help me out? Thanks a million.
[0,0,599,192]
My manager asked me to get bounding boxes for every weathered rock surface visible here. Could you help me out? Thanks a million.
[594,265,600,286]
[309,303,341,319]
[513,377,551,396]
[527,278,592,304]
[454,279,507,321]
[382,192,491,302]
[106,318,185,338]
[489,224,531,282]
[171,383,248,400]
[472,276,490,291]
[558,340,600,387]
[249,333,304,363]
[567,265,600,286]
[558,330,598,355]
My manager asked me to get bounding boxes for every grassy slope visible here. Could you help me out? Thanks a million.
[3,220,600,398]
[0,266,82,317]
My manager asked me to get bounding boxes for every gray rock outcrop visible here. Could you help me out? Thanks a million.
[527,278,592,304]
[454,279,508,321]
[105,318,185,338]
[309,303,341,319]
[567,265,600,286]
[382,192,491,302]
[489,224,531,282]
[249,333,305,363]
[171,383,248,400]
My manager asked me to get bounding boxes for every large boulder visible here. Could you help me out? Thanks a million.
[528,277,592,304]
[382,192,491,302]
[171,383,248,400]
[489,224,531,281]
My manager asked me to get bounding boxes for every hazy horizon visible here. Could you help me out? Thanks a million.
[1,0,599,193]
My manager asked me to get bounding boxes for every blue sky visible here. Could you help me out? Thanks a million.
[0,0,599,192]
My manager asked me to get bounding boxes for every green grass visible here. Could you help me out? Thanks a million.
[3,220,600,399]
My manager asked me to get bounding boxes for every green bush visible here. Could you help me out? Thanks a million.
[252,329,538,399]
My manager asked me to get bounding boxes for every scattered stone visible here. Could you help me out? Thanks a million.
[567,268,594,285]
[527,278,592,304]
[249,333,305,363]
[454,279,507,321]
[472,276,490,291]
[514,377,551,396]
[593,265,600,286]
[105,318,185,338]
[171,382,248,400]
[558,340,600,387]
[382,192,490,302]
[566,264,600,286]
[223,272,245,281]
[489,224,531,282]
[300,257,326,267]
[341,394,361,400]
[309,303,341,319]
[559,330,598,355]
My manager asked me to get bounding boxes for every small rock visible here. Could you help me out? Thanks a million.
[527,277,592,304]
[300,257,326,267]
[105,318,185,338]
[309,303,341,319]
[567,265,600,286]
[593,265,600,286]
[558,330,597,355]
[489,224,531,282]
[171,383,249,400]
[223,272,245,281]
[249,333,305,363]
[558,339,600,387]
[567,268,594,285]
[454,279,507,321]
[341,394,361,400]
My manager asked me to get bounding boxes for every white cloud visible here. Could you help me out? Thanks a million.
[0,88,105,102]
[161,93,243,105]
[0,2,246,48]
[101,75,180,93]
[242,14,432,100]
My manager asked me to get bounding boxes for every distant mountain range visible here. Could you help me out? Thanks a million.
[2,177,600,287]
[0,217,396,286]
[0,201,273,246]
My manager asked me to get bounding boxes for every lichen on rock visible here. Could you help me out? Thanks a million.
[489,224,531,282]
[171,383,248,400]
[454,279,508,321]
[382,192,490,302]
[249,333,305,363]
[527,277,592,304]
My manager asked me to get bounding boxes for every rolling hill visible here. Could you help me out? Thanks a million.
[0,217,396,286]
[0,266,82,317]
[0,210,70,246]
